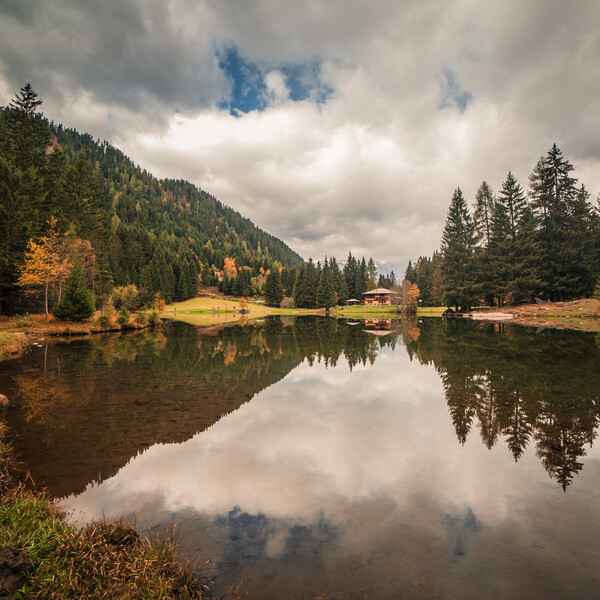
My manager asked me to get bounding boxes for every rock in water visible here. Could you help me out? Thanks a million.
[0,395,9,410]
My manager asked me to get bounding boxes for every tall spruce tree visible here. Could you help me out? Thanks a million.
[473,181,495,249]
[440,188,478,310]
[264,269,284,307]
[366,257,377,290]
[0,82,50,170]
[487,201,513,304]
[529,144,579,300]
[317,258,336,308]
[343,252,358,299]
[497,172,527,242]
[330,257,348,305]
[296,259,319,308]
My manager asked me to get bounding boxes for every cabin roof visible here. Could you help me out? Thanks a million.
[362,288,393,295]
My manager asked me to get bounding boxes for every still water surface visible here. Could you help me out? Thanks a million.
[2,317,600,599]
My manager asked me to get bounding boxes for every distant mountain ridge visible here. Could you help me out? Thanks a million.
[1,83,303,313]
[52,125,303,300]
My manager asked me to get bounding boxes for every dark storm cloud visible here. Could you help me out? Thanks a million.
[0,0,228,128]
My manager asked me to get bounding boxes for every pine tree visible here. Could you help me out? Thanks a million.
[440,188,478,310]
[296,259,318,308]
[497,172,527,241]
[264,269,284,307]
[356,257,367,295]
[58,151,103,244]
[405,260,415,283]
[343,252,357,299]
[473,181,495,249]
[366,257,377,290]
[53,264,95,321]
[330,257,348,305]
[317,258,336,309]
[510,205,540,302]
[529,144,578,300]
[0,82,50,170]
[293,263,305,306]
[487,201,512,304]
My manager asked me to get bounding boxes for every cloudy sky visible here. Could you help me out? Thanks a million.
[1,1,599,271]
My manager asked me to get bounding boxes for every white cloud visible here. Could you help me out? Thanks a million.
[1,0,599,268]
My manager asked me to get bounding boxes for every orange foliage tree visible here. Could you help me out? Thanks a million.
[16,217,97,318]
[223,257,237,278]
[17,218,71,318]
[407,283,421,313]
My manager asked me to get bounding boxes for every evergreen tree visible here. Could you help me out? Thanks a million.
[405,260,415,283]
[529,144,580,300]
[317,258,337,308]
[58,151,104,243]
[53,264,95,321]
[366,257,377,290]
[356,257,367,295]
[264,269,284,307]
[343,252,358,299]
[0,82,50,170]
[487,201,512,304]
[293,264,305,307]
[440,188,478,310]
[296,258,318,308]
[509,205,540,302]
[473,181,495,249]
[330,257,348,305]
[497,172,527,241]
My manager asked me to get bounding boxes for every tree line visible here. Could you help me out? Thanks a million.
[262,253,397,308]
[0,83,303,316]
[405,144,600,309]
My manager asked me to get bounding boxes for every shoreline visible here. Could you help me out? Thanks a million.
[465,298,600,333]
[0,421,207,599]
[3,298,599,364]
[0,313,156,362]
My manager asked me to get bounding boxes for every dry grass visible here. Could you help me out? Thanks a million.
[0,331,30,361]
[0,311,156,362]
[0,311,149,336]
[0,422,207,599]
[471,298,600,332]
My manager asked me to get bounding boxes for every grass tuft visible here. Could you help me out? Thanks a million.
[0,422,207,599]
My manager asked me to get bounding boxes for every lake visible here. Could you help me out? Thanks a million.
[2,317,600,599]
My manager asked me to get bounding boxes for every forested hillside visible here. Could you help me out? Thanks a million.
[405,145,600,308]
[0,84,302,314]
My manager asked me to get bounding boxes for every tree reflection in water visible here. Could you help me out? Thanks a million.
[406,319,600,490]
[2,316,599,495]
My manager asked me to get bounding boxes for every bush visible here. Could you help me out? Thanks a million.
[54,267,95,321]
[134,311,147,325]
[280,296,295,309]
[594,280,600,301]
[147,310,160,326]
[16,313,29,328]
[97,314,109,327]
[117,308,130,326]
[110,285,139,311]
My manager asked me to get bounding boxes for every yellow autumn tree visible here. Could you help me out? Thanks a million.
[407,283,421,314]
[223,256,237,278]
[17,217,72,319]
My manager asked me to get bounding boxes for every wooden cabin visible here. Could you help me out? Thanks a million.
[362,288,394,305]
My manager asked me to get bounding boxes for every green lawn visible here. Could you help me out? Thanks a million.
[163,297,448,326]
[161,297,320,326]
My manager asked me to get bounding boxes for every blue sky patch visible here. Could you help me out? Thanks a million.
[439,69,472,114]
[217,46,332,115]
